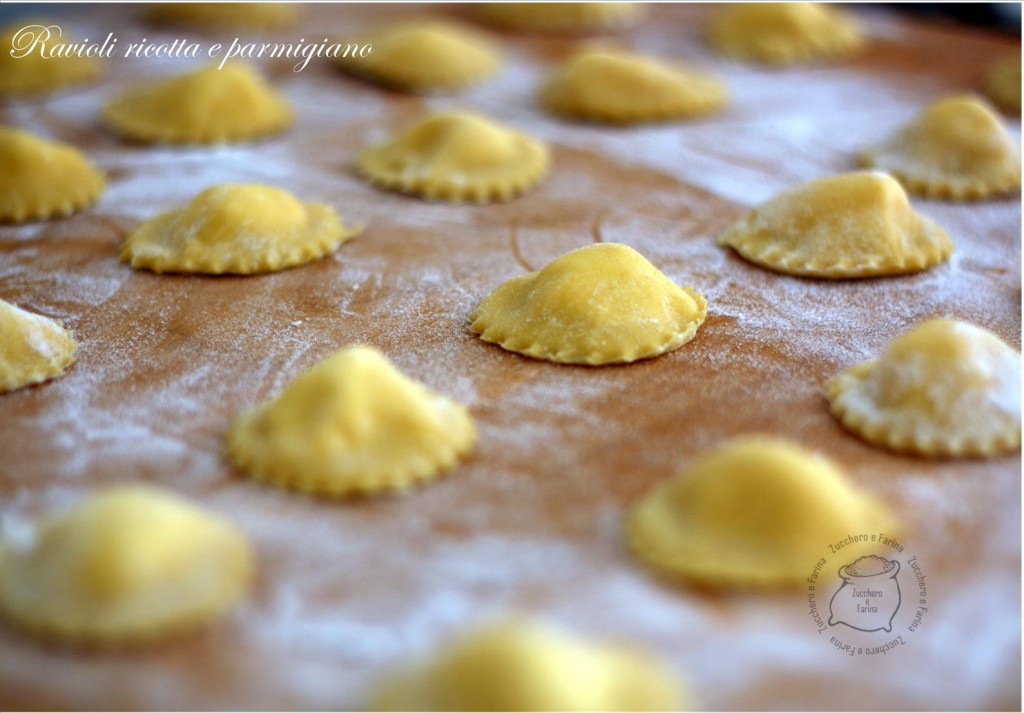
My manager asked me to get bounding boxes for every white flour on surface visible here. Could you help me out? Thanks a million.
[0,4,1020,711]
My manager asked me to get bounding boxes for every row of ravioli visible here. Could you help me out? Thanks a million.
[2,2,1021,220]
[1,4,1022,710]
[5,232,1021,461]
[2,79,1022,225]
[1,6,1021,223]
[4,2,1022,105]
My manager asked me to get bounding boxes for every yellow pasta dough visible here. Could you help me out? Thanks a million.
[227,345,477,496]
[146,3,299,30]
[826,319,1021,458]
[625,437,898,589]
[474,3,644,34]
[373,620,685,711]
[120,183,359,275]
[707,3,864,65]
[0,298,77,394]
[0,127,105,224]
[341,22,500,93]
[985,57,1021,115]
[858,95,1021,201]
[470,243,707,366]
[0,485,253,645]
[0,20,100,95]
[717,171,953,278]
[357,112,549,203]
[540,48,727,124]
[103,64,293,145]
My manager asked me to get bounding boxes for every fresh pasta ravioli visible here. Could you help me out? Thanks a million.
[0,127,105,224]
[340,21,500,93]
[146,3,299,29]
[827,319,1021,457]
[474,3,644,34]
[103,64,293,144]
[858,95,1021,201]
[470,243,707,365]
[373,619,685,711]
[227,345,477,496]
[120,183,359,275]
[540,48,727,124]
[985,57,1021,115]
[625,437,898,588]
[717,171,952,278]
[0,298,77,393]
[707,2,864,65]
[357,112,549,203]
[0,20,100,95]
[0,486,253,645]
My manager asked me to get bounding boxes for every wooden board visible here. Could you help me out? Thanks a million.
[0,4,1020,710]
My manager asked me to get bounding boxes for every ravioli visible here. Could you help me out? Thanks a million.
[540,48,727,124]
[0,485,253,645]
[858,95,1021,201]
[474,3,644,34]
[625,437,898,588]
[0,20,100,95]
[341,22,500,93]
[146,3,299,30]
[717,171,953,278]
[103,64,293,144]
[227,345,477,496]
[0,299,77,393]
[470,243,707,365]
[373,620,684,711]
[826,319,1021,457]
[0,127,105,224]
[357,112,549,203]
[120,183,359,275]
[985,57,1021,115]
[708,3,864,65]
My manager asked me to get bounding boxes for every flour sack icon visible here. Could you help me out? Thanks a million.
[828,555,901,633]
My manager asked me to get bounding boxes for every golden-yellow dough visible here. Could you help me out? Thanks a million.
[226,345,477,496]
[0,127,105,224]
[717,171,953,278]
[0,485,253,645]
[858,95,1021,201]
[540,48,727,124]
[708,3,864,65]
[625,437,899,588]
[357,112,549,203]
[474,3,644,34]
[146,3,299,30]
[985,56,1021,115]
[0,298,77,393]
[120,183,360,275]
[103,64,293,145]
[372,619,685,711]
[826,319,1021,457]
[470,243,707,365]
[341,21,500,93]
[0,20,100,95]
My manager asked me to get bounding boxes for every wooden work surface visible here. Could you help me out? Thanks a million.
[0,3,1020,710]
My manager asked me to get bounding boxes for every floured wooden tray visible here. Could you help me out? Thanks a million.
[0,3,1020,710]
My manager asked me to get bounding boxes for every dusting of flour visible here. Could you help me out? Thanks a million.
[0,4,1020,711]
